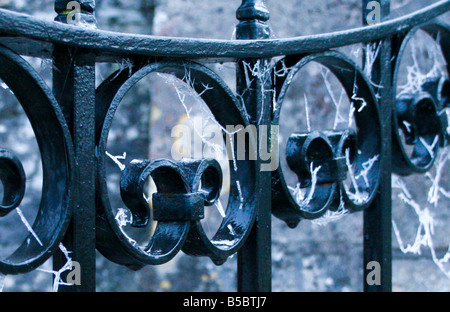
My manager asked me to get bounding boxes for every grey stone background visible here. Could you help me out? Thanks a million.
[0,0,449,292]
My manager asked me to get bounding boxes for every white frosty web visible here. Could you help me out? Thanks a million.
[312,190,349,227]
[397,32,446,97]
[115,207,138,248]
[37,243,75,292]
[105,151,127,171]
[16,207,42,247]
[392,156,450,279]
[391,29,450,280]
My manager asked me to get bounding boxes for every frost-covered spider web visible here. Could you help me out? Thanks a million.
[391,29,450,280]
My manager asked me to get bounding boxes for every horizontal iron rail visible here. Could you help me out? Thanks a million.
[0,0,448,293]
[0,1,448,59]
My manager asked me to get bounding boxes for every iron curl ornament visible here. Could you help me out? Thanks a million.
[95,60,259,268]
[0,44,74,275]
[0,149,26,217]
[271,51,382,228]
[391,22,450,176]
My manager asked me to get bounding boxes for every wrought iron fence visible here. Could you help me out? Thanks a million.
[0,0,449,292]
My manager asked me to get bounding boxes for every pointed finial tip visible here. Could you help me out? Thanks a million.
[236,0,270,22]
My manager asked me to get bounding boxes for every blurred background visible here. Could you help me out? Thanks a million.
[0,0,449,291]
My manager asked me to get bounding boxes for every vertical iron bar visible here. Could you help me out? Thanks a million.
[53,0,97,292]
[362,0,393,292]
[236,0,273,292]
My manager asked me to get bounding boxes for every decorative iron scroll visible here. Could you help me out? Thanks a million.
[0,0,448,292]
[392,22,450,175]
[271,51,382,227]
[95,61,258,268]
[0,44,73,275]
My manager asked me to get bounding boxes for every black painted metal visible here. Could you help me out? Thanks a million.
[236,0,273,293]
[362,0,393,293]
[0,43,74,275]
[0,149,26,217]
[52,1,97,292]
[0,0,447,292]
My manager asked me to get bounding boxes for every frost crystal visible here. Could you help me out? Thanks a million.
[363,42,383,88]
[304,94,311,132]
[105,151,127,171]
[290,163,321,208]
[345,148,363,203]
[355,155,379,188]
[393,168,450,279]
[37,243,74,292]
[16,207,43,246]
[113,58,133,79]
[419,135,439,159]
[425,150,450,206]
[321,68,347,129]
[312,191,349,226]
[227,224,236,236]
[115,208,138,247]
[236,180,244,210]
[303,163,321,207]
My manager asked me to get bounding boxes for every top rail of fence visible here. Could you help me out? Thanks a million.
[0,0,448,59]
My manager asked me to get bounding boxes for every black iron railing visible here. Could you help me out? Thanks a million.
[0,0,448,292]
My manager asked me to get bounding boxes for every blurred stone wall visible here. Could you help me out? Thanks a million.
[0,0,448,292]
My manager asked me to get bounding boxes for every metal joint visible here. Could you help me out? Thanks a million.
[286,130,356,187]
[152,193,205,222]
